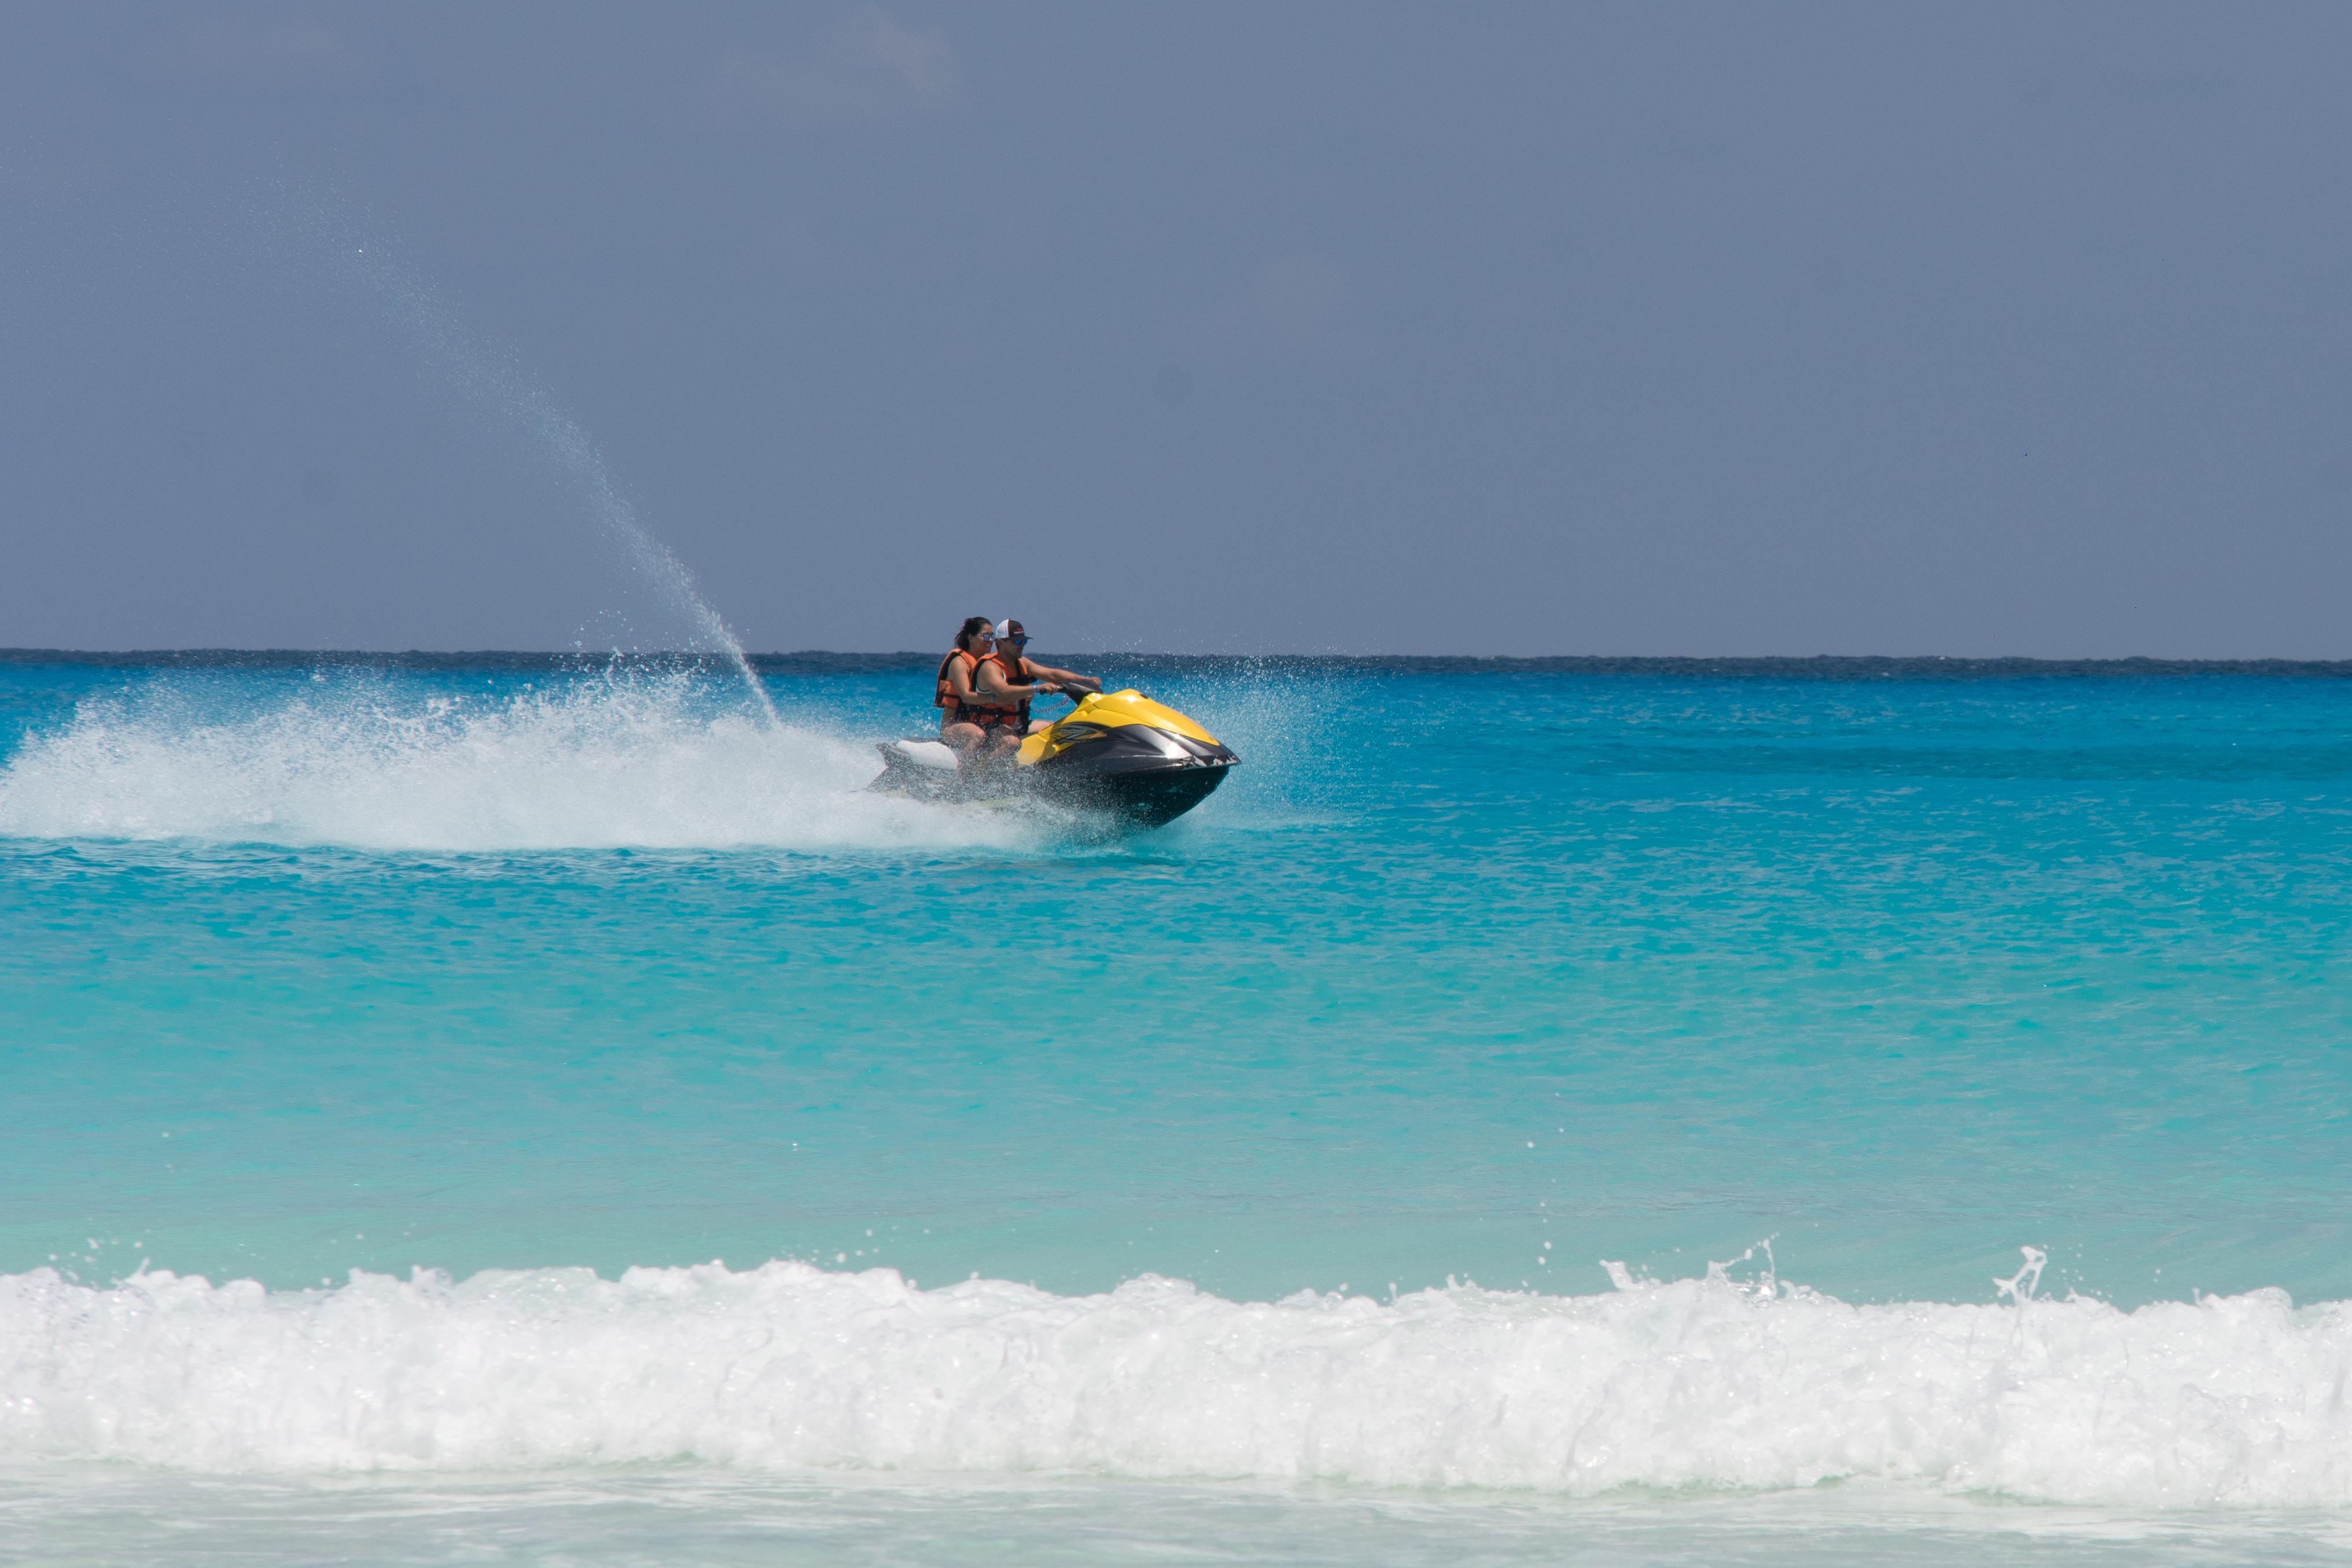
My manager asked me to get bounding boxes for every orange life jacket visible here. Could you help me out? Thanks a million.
[984,652,1032,730]
[936,649,981,719]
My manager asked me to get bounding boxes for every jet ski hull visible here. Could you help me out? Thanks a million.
[1026,749,1232,827]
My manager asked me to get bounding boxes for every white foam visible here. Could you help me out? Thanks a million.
[0,676,1032,852]
[3,1260,2348,1506]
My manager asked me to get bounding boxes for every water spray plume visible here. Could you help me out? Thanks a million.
[312,198,779,728]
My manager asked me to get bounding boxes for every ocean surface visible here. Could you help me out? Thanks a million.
[5,652,2352,1565]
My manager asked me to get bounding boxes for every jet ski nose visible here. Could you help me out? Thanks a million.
[1128,726,1235,765]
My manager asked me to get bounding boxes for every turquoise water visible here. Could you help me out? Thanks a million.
[5,656,2351,1563]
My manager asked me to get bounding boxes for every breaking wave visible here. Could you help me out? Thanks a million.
[5,1260,2349,1506]
[0,675,1036,852]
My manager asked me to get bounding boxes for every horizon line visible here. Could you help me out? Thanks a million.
[8,648,2352,678]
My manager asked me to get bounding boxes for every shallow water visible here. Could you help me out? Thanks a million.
[5,656,2351,1563]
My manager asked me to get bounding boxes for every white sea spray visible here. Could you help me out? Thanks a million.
[0,673,1036,852]
[3,1261,2348,1506]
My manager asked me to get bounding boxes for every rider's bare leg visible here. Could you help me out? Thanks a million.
[941,721,984,753]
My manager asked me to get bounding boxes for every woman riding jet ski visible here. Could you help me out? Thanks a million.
[871,618,1238,828]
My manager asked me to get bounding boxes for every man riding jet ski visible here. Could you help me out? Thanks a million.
[873,616,1239,829]
[986,619,1101,734]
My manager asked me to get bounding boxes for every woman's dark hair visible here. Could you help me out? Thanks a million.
[956,615,993,652]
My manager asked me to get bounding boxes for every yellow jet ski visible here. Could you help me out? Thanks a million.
[870,690,1239,828]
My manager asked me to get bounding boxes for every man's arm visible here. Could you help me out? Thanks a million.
[974,660,1054,707]
[1022,660,1102,694]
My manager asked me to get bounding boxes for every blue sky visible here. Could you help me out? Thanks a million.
[4,3,2350,654]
